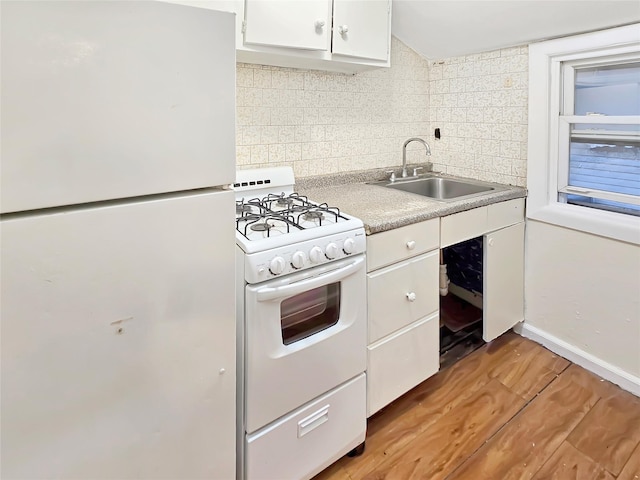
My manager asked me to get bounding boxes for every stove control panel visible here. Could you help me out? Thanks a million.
[243,229,366,284]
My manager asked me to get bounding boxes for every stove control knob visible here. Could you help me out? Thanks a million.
[309,246,324,264]
[343,238,356,254]
[325,242,339,259]
[269,256,286,275]
[291,251,306,269]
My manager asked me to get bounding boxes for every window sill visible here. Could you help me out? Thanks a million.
[527,202,640,245]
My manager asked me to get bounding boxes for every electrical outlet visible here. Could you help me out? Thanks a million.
[504,77,513,88]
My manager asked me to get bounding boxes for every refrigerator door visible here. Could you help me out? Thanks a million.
[0,190,235,479]
[0,1,235,213]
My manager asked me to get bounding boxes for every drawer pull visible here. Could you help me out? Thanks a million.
[406,240,416,250]
[406,292,416,302]
[298,404,330,438]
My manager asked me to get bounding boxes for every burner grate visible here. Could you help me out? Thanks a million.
[235,193,350,241]
[236,212,301,239]
[303,211,324,221]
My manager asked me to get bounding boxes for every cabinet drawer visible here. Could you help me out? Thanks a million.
[246,374,366,480]
[367,313,439,416]
[367,251,439,344]
[487,198,525,232]
[440,206,488,248]
[367,218,439,271]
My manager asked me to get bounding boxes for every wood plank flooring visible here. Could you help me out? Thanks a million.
[313,332,640,480]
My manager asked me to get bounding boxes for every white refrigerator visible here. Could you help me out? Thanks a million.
[0,2,236,478]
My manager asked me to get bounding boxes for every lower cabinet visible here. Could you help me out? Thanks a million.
[442,199,525,342]
[367,251,439,343]
[365,199,525,416]
[483,222,525,341]
[367,313,439,416]
[366,219,440,417]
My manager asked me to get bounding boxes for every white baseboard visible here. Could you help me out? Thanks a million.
[514,322,640,397]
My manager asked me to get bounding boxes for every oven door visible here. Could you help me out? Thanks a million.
[244,254,366,434]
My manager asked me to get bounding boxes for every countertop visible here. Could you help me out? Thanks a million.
[296,166,527,235]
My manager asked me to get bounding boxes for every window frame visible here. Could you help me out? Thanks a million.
[527,24,640,245]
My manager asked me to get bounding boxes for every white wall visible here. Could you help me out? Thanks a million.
[523,220,640,390]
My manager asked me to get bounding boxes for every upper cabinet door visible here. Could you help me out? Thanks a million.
[244,0,331,51]
[332,0,390,61]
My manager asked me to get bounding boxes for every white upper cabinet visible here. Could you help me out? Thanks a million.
[332,0,390,61]
[165,0,392,72]
[244,0,331,51]
[239,0,391,73]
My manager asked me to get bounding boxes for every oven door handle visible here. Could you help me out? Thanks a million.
[256,256,365,302]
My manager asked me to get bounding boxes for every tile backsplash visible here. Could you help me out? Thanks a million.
[236,38,528,187]
[429,46,529,187]
[236,37,430,178]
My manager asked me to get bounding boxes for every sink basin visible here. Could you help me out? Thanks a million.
[372,176,497,201]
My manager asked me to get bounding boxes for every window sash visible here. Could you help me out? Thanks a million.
[561,53,640,115]
[557,117,640,208]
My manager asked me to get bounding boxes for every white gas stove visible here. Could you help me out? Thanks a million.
[234,167,366,284]
[234,167,367,480]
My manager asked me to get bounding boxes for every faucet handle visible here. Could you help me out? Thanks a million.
[386,170,396,182]
[412,167,424,177]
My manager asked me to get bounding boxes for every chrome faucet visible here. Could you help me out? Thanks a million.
[402,137,432,178]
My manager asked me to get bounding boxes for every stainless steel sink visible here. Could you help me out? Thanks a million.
[371,175,498,202]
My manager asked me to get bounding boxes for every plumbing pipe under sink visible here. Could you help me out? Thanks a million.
[439,250,450,296]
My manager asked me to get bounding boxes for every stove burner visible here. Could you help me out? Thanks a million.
[235,191,350,242]
[303,211,324,221]
[250,222,271,232]
[236,204,252,214]
[276,197,293,207]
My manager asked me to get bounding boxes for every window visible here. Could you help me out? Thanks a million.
[560,60,640,216]
[528,24,640,244]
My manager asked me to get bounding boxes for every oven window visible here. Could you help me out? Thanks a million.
[280,283,341,345]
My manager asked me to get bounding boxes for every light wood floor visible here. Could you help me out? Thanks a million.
[314,332,640,480]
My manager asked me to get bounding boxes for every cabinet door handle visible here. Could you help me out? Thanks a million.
[406,292,416,302]
[338,24,349,35]
[314,19,326,28]
[406,240,416,250]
